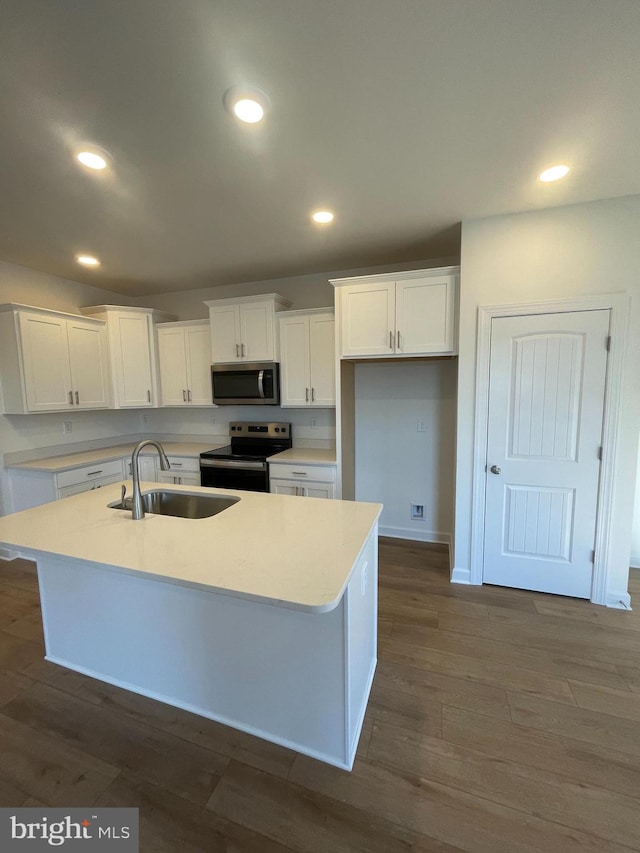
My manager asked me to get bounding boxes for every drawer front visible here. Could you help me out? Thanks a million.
[157,471,201,486]
[57,471,124,499]
[56,459,124,488]
[165,455,200,473]
[268,463,336,483]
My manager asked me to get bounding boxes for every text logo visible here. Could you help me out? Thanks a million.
[0,808,138,850]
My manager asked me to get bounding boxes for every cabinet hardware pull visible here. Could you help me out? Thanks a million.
[305,387,309,402]
[75,391,80,404]
[236,344,240,358]
[172,462,183,467]
[389,331,393,349]
[311,387,315,402]
[68,391,74,405]
[147,390,151,402]
[183,390,187,402]
[292,471,307,476]
[187,389,192,402]
[397,330,400,349]
[241,343,245,357]
[295,486,299,496]
[87,470,103,476]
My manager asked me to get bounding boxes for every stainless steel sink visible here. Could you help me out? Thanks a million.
[108,490,240,519]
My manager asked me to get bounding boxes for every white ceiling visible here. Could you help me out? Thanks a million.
[1,0,639,296]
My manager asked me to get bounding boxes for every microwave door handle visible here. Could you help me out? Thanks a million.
[257,369,265,399]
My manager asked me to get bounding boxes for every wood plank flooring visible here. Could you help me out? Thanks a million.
[0,539,639,852]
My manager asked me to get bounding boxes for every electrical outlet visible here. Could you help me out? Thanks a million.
[411,504,424,521]
[310,418,318,428]
[62,421,72,434]
[142,414,149,425]
[417,419,426,432]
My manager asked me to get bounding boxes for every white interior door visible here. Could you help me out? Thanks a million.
[483,310,609,598]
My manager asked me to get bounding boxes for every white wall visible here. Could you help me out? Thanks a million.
[355,360,456,543]
[129,257,457,320]
[455,195,640,602]
[139,405,335,449]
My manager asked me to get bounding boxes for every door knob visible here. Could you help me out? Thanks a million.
[490,465,501,475]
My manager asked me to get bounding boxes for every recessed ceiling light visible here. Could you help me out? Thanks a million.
[311,210,335,224]
[223,87,271,123]
[538,164,570,183]
[75,146,112,171]
[75,254,101,267]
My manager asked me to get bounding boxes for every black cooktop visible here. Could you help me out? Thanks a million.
[200,444,285,462]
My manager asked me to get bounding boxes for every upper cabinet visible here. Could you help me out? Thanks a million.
[278,310,336,407]
[332,267,459,358]
[156,320,213,406]
[80,306,175,408]
[0,305,111,413]
[204,294,291,363]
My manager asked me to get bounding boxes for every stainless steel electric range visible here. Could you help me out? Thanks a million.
[199,421,292,492]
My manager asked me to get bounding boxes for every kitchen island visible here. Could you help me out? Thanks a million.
[0,482,381,770]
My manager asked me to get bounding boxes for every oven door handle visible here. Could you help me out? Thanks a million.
[257,370,265,399]
[200,459,266,470]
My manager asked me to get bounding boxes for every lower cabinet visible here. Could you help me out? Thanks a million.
[55,460,125,498]
[125,456,158,482]
[155,455,201,487]
[269,462,336,499]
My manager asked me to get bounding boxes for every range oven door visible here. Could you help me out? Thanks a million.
[200,459,268,492]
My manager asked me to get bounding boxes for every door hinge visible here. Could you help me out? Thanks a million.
[606,335,611,351]
[590,549,596,563]
[597,446,603,461]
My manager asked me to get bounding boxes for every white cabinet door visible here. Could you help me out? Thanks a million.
[125,456,157,481]
[304,483,336,499]
[270,479,301,496]
[112,313,155,407]
[157,326,189,406]
[210,304,241,363]
[66,319,111,409]
[395,275,456,354]
[240,301,274,362]
[184,324,212,405]
[309,313,335,406]
[279,315,311,406]
[340,281,395,356]
[18,312,73,411]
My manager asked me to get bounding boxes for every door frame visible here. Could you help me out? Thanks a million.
[468,292,631,605]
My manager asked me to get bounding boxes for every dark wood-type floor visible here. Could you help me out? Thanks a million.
[1,539,640,852]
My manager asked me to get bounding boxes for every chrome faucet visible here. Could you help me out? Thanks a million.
[129,440,170,520]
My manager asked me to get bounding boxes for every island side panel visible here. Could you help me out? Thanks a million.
[345,523,378,766]
[36,555,351,768]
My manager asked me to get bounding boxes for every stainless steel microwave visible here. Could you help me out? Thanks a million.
[211,362,280,405]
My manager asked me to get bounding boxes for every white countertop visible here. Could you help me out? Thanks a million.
[269,448,336,465]
[6,442,223,473]
[0,483,381,613]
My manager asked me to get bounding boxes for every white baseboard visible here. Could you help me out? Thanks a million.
[0,549,20,561]
[451,566,474,585]
[378,525,450,545]
[605,590,633,610]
